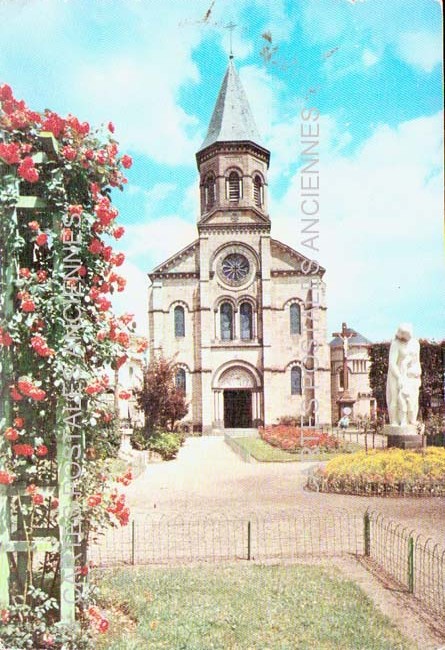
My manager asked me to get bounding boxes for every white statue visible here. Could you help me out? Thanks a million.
[386,323,422,426]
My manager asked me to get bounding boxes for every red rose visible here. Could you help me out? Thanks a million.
[87,494,102,507]
[119,390,131,400]
[0,83,13,101]
[4,427,19,442]
[113,226,125,239]
[41,112,66,138]
[21,298,36,312]
[112,252,125,267]
[68,204,83,216]
[0,471,15,485]
[0,328,13,346]
[28,220,40,231]
[0,142,21,165]
[32,493,44,505]
[13,417,24,428]
[121,154,132,169]
[36,270,47,282]
[0,608,10,624]
[108,121,115,133]
[78,265,87,277]
[13,443,34,457]
[35,233,48,247]
[98,618,110,633]
[28,387,46,401]
[62,145,77,161]
[88,239,103,255]
[50,498,59,509]
[19,267,31,278]
[61,228,72,242]
[18,156,39,183]
[10,386,23,401]
[35,444,48,457]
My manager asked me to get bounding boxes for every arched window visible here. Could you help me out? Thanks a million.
[253,175,263,207]
[290,303,301,335]
[204,174,216,210]
[291,366,302,395]
[174,305,185,337]
[226,171,242,202]
[339,368,345,389]
[240,302,253,340]
[220,302,234,340]
[175,367,186,392]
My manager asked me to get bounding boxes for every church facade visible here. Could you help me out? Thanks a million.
[148,59,332,433]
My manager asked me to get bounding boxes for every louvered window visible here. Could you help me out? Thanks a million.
[227,171,242,202]
[205,174,216,210]
[253,175,263,207]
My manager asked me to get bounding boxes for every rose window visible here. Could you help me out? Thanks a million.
[221,254,250,283]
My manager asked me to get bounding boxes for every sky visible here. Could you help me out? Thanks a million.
[0,0,443,341]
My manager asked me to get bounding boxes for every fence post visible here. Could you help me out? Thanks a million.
[131,520,135,566]
[364,511,370,556]
[247,520,251,560]
[408,536,414,593]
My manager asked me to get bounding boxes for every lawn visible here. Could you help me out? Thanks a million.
[94,564,412,650]
[232,436,358,462]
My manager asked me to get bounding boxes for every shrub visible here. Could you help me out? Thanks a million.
[311,448,445,495]
[146,431,184,460]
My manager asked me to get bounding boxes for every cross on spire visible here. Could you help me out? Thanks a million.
[224,21,237,59]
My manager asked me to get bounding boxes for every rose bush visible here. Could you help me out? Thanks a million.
[0,83,144,647]
[259,425,346,453]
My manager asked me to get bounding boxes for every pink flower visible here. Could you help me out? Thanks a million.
[121,154,132,169]
[32,493,44,505]
[88,239,103,255]
[0,471,15,485]
[62,145,77,161]
[21,298,36,313]
[0,142,21,165]
[27,220,40,231]
[35,444,48,457]
[108,121,115,133]
[113,226,125,239]
[13,443,34,457]
[4,427,19,442]
[0,84,13,101]
[18,157,39,183]
[0,328,13,346]
[35,233,48,247]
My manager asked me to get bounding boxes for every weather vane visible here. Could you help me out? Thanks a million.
[224,21,237,59]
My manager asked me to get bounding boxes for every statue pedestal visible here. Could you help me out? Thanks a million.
[384,424,424,450]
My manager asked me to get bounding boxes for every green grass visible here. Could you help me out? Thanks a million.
[232,437,359,462]
[94,564,413,650]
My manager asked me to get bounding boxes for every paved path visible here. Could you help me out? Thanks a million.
[125,436,445,544]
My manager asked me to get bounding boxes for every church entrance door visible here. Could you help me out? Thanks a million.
[224,390,252,428]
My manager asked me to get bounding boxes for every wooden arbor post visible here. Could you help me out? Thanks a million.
[0,132,76,622]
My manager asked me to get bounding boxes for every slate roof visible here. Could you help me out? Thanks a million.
[198,59,265,152]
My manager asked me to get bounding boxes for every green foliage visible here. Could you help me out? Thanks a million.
[94,564,412,650]
[146,431,184,460]
[369,339,445,420]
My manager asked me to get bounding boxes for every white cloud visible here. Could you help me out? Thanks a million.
[271,111,444,339]
[362,49,379,67]
[396,30,442,73]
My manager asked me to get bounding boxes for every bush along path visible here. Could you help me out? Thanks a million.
[0,83,147,649]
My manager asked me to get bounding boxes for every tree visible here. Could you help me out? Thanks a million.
[369,340,445,420]
[136,356,188,435]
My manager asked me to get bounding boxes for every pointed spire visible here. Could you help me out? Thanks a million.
[198,60,265,152]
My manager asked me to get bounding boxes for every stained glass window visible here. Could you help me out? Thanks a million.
[175,367,186,392]
[291,366,302,395]
[290,303,301,335]
[220,302,233,340]
[222,254,249,283]
[174,305,185,337]
[240,302,253,340]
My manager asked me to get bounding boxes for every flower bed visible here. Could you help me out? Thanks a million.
[308,448,445,496]
[259,425,348,453]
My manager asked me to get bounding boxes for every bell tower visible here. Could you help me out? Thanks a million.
[195,58,271,230]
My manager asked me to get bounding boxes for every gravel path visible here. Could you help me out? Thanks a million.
[125,436,445,545]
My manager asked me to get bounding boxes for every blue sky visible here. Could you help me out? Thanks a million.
[1,0,443,340]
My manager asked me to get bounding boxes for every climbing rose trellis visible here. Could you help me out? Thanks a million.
[0,83,147,648]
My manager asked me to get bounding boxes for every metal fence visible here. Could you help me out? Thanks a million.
[88,509,445,621]
[88,509,363,567]
[366,511,445,619]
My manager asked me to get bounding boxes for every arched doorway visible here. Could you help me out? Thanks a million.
[213,364,262,429]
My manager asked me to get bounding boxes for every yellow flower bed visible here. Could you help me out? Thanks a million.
[311,448,445,496]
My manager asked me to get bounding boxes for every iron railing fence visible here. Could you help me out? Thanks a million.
[88,509,445,620]
[366,511,445,620]
[88,509,363,567]
[307,471,445,497]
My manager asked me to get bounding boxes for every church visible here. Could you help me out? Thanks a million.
[147,58,332,433]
